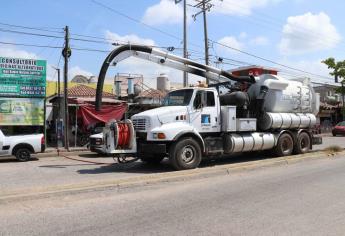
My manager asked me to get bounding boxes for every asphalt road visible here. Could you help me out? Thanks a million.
[1,153,345,235]
[0,135,344,194]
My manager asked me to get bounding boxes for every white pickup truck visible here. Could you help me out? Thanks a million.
[0,129,45,161]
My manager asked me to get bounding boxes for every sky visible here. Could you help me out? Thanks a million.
[1,0,345,86]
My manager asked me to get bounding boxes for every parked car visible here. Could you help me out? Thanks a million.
[332,121,345,136]
[0,129,45,161]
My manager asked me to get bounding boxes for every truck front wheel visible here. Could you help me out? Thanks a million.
[15,148,31,162]
[169,138,202,170]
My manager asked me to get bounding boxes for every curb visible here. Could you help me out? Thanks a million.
[34,149,91,158]
[1,150,345,202]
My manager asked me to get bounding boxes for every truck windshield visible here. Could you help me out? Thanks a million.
[162,89,194,106]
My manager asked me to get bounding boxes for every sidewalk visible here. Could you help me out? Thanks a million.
[36,146,90,158]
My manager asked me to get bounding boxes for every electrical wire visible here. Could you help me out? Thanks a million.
[210,39,333,80]
[0,41,63,49]
[0,28,64,39]
[0,21,63,33]
[0,17,335,84]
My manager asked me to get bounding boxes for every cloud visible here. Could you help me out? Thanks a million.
[250,36,269,46]
[105,30,155,46]
[142,0,183,26]
[0,44,56,81]
[0,45,38,59]
[69,66,93,80]
[239,32,248,39]
[213,0,282,16]
[217,36,244,54]
[278,12,341,55]
[277,59,333,83]
[142,0,281,26]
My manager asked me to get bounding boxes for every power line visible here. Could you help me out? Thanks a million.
[211,39,332,80]
[91,0,182,42]
[0,18,334,83]
[0,41,63,49]
[0,21,63,33]
[0,28,64,39]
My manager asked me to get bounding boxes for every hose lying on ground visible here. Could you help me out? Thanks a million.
[56,149,139,165]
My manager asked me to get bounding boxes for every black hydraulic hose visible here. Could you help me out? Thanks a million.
[95,44,256,111]
[96,45,152,111]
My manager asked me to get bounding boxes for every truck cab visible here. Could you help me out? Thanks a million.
[132,87,220,139]
[128,87,220,169]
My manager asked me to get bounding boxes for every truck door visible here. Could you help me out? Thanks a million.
[190,90,220,133]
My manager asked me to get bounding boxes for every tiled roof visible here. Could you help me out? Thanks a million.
[65,84,115,98]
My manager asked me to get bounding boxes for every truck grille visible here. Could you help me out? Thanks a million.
[132,118,148,131]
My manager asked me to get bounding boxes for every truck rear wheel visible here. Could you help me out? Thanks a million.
[169,138,202,170]
[273,133,294,157]
[294,132,311,154]
[15,148,31,162]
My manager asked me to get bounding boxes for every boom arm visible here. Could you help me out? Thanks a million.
[95,44,255,110]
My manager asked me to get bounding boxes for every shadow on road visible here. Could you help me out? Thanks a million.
[0,157,39,163]
[75,151,276,175]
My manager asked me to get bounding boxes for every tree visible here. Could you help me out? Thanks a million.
[322,58,345,119]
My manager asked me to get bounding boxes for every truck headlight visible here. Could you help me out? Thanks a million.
[152,132,166,139]
[95,138,103,145]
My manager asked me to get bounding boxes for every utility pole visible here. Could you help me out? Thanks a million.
[62,26,71,151]
[192,0,213,85]
[175,0,189,87]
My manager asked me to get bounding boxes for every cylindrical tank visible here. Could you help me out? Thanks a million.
[157,73,170,92]
[114,80,122,97]
[223,132,275,154]
[134,84,142,96]
[127,78,134,95]
[247,74,318,115]
[219,91,249,107]
[258,112,316,131]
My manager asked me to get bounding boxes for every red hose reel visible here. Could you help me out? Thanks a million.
[117,123,131,148]
[112,121,133,149]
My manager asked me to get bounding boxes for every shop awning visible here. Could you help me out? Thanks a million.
[77,103,127,128]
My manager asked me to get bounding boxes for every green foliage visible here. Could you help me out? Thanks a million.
[335,86,345,94]
[322,57,345,94]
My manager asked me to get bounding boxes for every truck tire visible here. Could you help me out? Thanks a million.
[169,138,202,170]
[294,132,311,154]
[140,155,165,164]
[273,133,294,157]
[15,148,31,162]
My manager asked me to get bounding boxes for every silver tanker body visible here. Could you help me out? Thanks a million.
[247,74,319,131]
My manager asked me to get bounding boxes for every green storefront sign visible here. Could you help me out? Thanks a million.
[0,98,44,125]
[0,57,46,97]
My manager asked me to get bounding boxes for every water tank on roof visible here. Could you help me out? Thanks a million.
[157,73,170,92]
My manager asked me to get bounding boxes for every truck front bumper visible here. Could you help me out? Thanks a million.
[138,142,167,155]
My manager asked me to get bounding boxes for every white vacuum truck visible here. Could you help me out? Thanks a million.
[94,44,322,170]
